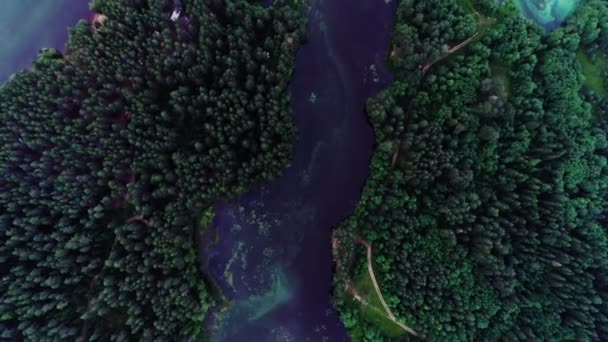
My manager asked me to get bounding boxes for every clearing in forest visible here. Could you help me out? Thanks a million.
[577,49,608,97]
[490,64,513,98]
[352,265,409,338]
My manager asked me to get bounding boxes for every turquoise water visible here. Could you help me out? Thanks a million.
[515,0,581,30]
[0,0,90,83]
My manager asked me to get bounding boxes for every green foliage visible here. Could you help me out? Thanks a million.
[360,304,406,339]
[334,0,608,340]
[577,49,608,97]
[390,0,477,80]
[0,0,305,340]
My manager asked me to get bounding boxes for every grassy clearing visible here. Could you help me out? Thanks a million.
[360,302,408,338]
[355,265,383,309]
[354,268,407,338]
[577,49,608,97]
[490,64,513,99]
[457,0,476,15]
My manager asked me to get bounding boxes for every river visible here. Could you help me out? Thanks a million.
[3,0,584,341]
[203,0,397,340]
[204,1,585,340]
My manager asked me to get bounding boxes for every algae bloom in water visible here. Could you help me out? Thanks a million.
[516,0,581,30]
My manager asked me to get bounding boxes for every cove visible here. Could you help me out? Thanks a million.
[202,0,397,340]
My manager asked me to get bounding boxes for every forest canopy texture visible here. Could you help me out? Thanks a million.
[0,0,304,340]
[333,0,608,340]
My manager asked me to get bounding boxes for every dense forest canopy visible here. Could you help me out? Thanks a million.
[333,0,608,340]
[0,0,304,340]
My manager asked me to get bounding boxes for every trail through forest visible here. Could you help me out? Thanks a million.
[350,237,419,337]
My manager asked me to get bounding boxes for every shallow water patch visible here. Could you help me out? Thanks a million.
[514,0,581,31]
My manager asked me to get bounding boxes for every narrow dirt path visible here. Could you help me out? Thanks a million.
[354,237,419,337]
[349,287,419,337]
[356,237,394,319]
[421,33,478,76]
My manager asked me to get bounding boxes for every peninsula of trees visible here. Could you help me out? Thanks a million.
[0,0,304,340]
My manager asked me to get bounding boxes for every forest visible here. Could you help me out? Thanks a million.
[0,0,304,340]
[333,0,608,340]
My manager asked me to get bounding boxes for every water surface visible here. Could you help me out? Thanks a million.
[0,0,90,83]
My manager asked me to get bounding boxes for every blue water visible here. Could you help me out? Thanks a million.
[0,0,90,83]
[204,0,397,341]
